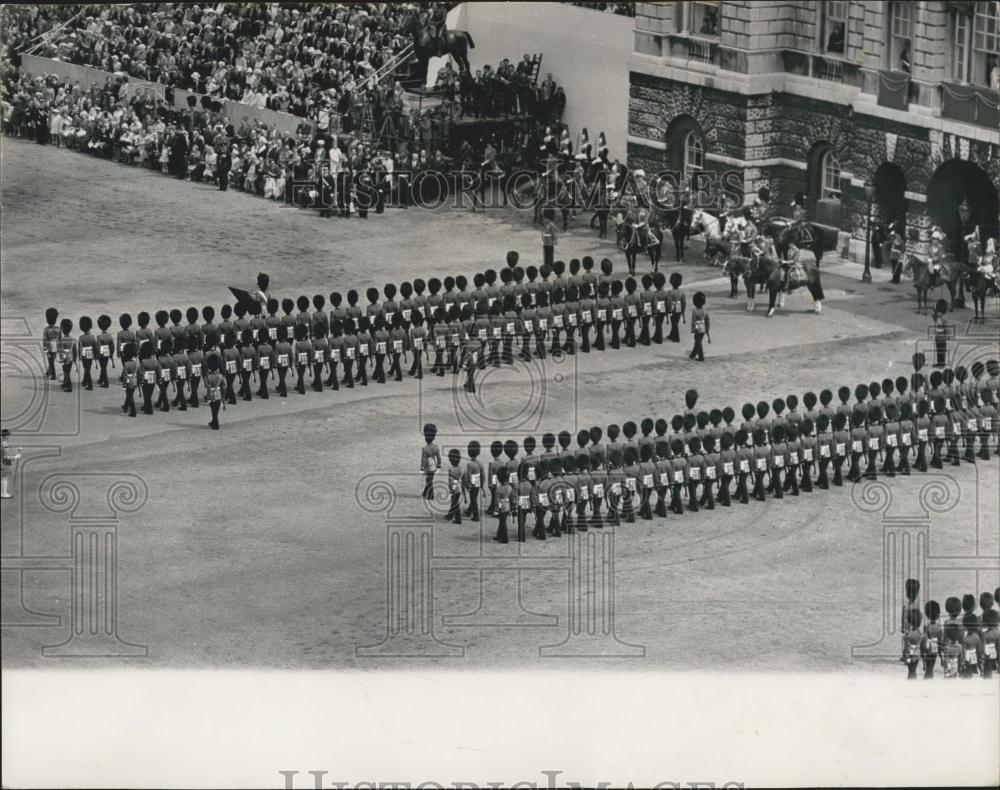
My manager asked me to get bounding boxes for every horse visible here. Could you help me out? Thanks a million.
[964,238,999,322]
[721,237,750,300]
[689,208,730,268]
[902,253,938,314]
[402,12,475,77]
[769,217,827,266]
[757,253,825,317]
[966,265,998,322]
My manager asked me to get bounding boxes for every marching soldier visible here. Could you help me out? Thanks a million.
[117,313,137,380]
[783,424,802,496]
[311,319,329,393]
[638,274,655,345]
[589,433,607,527]
[516,459,536,542]
[293,323,312,395]
[274,324,293,398]
[201,306,219,350]
[77,316,98,390]
[220,330,241,404]
[668,438,688,514]
[485,440,505,516]
[751,428,771,501]
[155,337,176,412]
[621,447,640,523]
[798,419,817,492]
[734,429,753,503]
[623,277,641,347]
[408,309,428,378]
[153,310,172,355]
[204,356,225,430]
[446,449,464,525]
[95,314,115,388]
[594,281,611,352]
[120,345,139,418]
[356,316,372,387]
[255,323,274,399]
[609,279,625,350]
[187,333,204,408]
[340,318,358,389]
[169,309,187,356]
[218,306,236,349]
[652,271,668,344]
[667,273,686,343]
[56,318,76,393]
[493,467,513,543]
[171,332,190,411]
[278,298,296,345]
[689,292,710,362]
[185,307,204,355]
[43,307,61,380]
[653,439,672,517]
[686,436,705,512]
[421,424,442,500]
[463,441,484,522]
[701,435,720,509]
[249,302,268,346]
[717,432,737,506]
[373,316,390,385]
[138,340,160,415]
[388,313,408,382]
[326,320,343,391]
[462,329,480,393]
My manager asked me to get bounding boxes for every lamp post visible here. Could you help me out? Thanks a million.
[862,181,874,283]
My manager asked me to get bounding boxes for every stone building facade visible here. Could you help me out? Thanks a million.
[627,1,1000,258]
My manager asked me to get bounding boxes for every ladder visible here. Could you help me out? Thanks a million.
[528,53,543,86]
[357,43,416,93]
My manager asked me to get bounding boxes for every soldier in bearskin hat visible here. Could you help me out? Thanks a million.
[118,343,139,418]
[42,307,61,380]
[77,316,97,391]
[91,314,115,390]
[666,272,686,342]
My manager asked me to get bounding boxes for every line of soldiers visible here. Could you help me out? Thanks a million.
[901,580,1000,680]
[421,366,1000,543]
[40,256,701,425]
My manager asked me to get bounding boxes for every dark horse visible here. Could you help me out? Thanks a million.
[756,254,825,317]
[768,217,827,266]
[966,266,998,323]
[403,12,475,77]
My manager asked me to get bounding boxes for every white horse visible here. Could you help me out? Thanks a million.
[689,208,730,267]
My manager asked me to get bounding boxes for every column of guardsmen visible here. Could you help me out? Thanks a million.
[420,358,1000,543]
[40,253,710,430]
[898,578,1000,681]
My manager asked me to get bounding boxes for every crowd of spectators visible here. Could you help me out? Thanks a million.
[1,4,589,219]
[23,3,439,126]
[3,65,462,213]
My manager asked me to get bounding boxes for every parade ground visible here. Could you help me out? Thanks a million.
[2,137,998,673]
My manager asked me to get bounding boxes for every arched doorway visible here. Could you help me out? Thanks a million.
[873,162,907,230]
[928,159,1000,260]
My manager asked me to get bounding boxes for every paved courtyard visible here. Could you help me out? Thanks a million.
[2,138,998,673]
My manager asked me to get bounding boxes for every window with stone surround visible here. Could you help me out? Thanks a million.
[887,1,913,73]
[821,0,847,55]
[675,0,720,38]
[684,131,704,179]
[951,2,1000,87]
[821,150,841,200]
